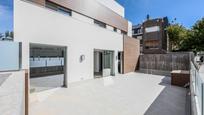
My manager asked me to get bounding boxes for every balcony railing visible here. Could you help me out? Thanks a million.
[190,61,204,115]
[0,41,21,72]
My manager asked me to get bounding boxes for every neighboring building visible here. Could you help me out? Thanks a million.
[12,0,139,87]
[132,24,143,39]
[132,24,143,53]
[142,17,169,54]
[132,17,169,54]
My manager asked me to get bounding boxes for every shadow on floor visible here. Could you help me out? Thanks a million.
[144,77,187,115]
[30,74,65,93]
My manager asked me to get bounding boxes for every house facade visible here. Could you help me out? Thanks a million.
[13,0,139,86]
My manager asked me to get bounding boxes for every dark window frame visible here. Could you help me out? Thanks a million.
[94,20,106,28]
[45,0,72,16]
[114,27,117,32]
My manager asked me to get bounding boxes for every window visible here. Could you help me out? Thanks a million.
[114,27,117,32]
[45,0,72,16]
[145,26,160,33]
[138,29,142,33]
[144,40,159,49]
[94,20,106,28]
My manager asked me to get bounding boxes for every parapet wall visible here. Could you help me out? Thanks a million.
[0,71,25,115]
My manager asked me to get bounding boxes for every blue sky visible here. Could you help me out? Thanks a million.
[0,0,203,32]
[117,0,204,28]
[0,0,13,33]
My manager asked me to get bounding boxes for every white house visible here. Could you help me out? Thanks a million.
[13,0,139,90]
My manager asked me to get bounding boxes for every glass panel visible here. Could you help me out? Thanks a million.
[145,26,160,33]
[103,51,110,69]
[103,51,114,75]
[58,7,71,16]
[94,20,106,28]
[45,1,58,11]
[45,1,72,16]
[0,41,20,71]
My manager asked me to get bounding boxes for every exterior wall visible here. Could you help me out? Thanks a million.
[123,36,140,73]
[106,25,114,31]
[72,12,94,24]
[14,0,123,83]
[142,18,168,54]
[95,0,125,17]
[47,0,128,32]
[0,71,25,115]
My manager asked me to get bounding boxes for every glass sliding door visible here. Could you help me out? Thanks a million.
[102,51,114,77]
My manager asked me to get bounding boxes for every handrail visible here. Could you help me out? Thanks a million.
[190,61,203,115]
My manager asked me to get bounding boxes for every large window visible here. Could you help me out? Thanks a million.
[45,0,72,16]
[144,40,159,49]
[145,26,160,33]
[94,20,106,28]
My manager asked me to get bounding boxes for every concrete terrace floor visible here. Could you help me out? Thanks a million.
[30,72,187,115]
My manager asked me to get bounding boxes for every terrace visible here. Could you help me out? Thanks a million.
[0,41,202,115]
[30,72,188,115]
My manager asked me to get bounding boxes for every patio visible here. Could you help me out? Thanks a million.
[30,72,187,115]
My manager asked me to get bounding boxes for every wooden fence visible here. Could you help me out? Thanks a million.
[139,52,193,75]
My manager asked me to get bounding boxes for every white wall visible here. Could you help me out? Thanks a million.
[0,71,25,115]
[72,12,94,24]
[14,0,123,83]
[106,25,114,31]
[95,0,125,17]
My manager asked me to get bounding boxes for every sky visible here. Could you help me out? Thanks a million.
[0,0,13,33]
[116,0,204,28]
[0,0,204,33]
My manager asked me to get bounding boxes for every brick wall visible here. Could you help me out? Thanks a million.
[123,35,140,73]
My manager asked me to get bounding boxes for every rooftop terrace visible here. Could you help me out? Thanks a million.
[30,72,187,115]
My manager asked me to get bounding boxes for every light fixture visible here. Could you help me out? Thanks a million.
[80,55,85,63]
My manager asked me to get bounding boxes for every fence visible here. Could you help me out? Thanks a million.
[139,52,192,75]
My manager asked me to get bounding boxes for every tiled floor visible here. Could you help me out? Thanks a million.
[30,74,64,92]
[30,72,187,115]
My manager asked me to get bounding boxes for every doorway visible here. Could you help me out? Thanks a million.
[29,43,67,92]
[94,49,114,78]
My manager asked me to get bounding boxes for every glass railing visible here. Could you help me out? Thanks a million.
[0,41,21,72]
[190,62,204,115]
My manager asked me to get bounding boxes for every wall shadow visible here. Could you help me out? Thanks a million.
[144,77,188,115]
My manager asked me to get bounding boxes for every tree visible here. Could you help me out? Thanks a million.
[167,18,204,52]
[167,24,188,51]
[190,18,204,52]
